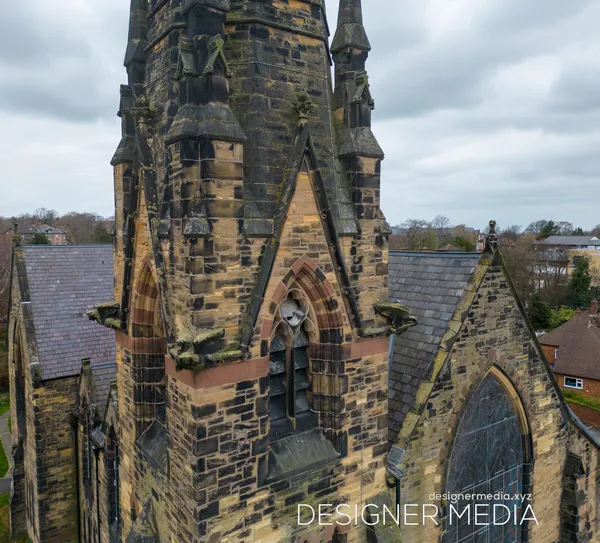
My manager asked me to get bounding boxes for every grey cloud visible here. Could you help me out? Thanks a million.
[0,1,126,123]
[549,65,600,113]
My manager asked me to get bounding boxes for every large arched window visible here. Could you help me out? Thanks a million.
[269,290,318,441]
[445,371,529,543]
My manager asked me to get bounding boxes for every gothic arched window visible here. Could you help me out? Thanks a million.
[445,373,527,543]
[131,262,166,429]
[269,291,318,441]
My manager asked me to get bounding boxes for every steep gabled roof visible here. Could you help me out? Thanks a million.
[388,251,480,442]
[540,312,600,381]
[17,245,116,379]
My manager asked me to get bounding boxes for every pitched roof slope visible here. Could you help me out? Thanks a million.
[91,364,117,408]
[536,236,600,246]
[21,245,115,379]
[540,312,600,381]
[388,251,480,441]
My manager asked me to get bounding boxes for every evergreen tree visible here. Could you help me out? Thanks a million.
[567,258,591,309]
[93,223,113,244]
[538,220,558,240]
[528,293,552,330]
[30,233,51,245]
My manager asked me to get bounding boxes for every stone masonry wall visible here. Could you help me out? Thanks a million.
[399,263,600,543]
[33,376,79,543]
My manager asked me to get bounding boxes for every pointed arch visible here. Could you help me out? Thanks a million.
[130,258,166,431]
[444,366,532,543]
[131,258,164,339]
[261,255,344,346]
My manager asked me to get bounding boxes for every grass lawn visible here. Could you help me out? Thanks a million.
[0,394,9,418]
[563,389,600,411]
[0,493,31,542]
[0,437,7,479]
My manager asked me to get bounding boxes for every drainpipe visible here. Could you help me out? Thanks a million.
[95,448,101,543]
[70,413,82,543]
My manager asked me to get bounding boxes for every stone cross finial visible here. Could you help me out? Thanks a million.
[486,220,499,252]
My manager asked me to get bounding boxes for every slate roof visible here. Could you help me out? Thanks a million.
[535,236,600,247]
[20,245,115,380]
[539,311,600,381]
[91,364,117,408]
[388,251,481,442]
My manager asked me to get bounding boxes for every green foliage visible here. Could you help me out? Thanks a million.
[453,237,475,252]
[0,493,8,507]
[0,436,7,479]
[0,395,9,418]
[30,233,50,245]
[563,389,600,412]
[93,223,112,244]
[567,258,591,309]
[549,306,576,330]
[528,294,552,330]
[528,296,575,332]
[538,220,559,239]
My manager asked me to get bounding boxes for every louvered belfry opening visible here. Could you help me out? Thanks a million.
[269,292,318,441]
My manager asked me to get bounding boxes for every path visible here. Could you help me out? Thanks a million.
[0,411,12,494]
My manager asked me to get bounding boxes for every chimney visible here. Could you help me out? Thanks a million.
[591,300,598,316]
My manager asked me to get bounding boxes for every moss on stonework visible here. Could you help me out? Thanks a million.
[205,349,243,363]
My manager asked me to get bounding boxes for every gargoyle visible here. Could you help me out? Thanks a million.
[172,327,241,372]
[87,301,122,331]
[374,302,418,335]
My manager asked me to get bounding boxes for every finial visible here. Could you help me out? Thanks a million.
[331,0,371,54]
[486,220,499,252]
[292,91,316,125]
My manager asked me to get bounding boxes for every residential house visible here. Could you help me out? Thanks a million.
[535,236,600,285]
[540,301,600,426]
[1,225,67,246]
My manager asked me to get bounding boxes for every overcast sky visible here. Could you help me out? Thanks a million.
[0,0,599,230]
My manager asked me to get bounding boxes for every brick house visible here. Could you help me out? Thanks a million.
[7,245,115,541]
[388,236,600,542]
[1,224,68,246]
[540,301,600,424]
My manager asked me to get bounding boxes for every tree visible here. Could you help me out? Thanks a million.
[549,306,576,330]
[453,237,475,252]
[591,224,600,237]
[56,212,102,244]
[567,257,591,309]
[33,208,59,224]
[30,233,51,245]
[401,219,434,250]
[93,223,113,244]
[572,227,586,236]
[500,224,521,242]
[538,220,559,240]
[528,293,552,331]
[432,215,451,247]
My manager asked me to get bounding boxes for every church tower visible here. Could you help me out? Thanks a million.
[94,0,410,541]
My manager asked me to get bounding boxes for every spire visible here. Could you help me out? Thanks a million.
[331,0,371,54]
[124,0,148,88]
